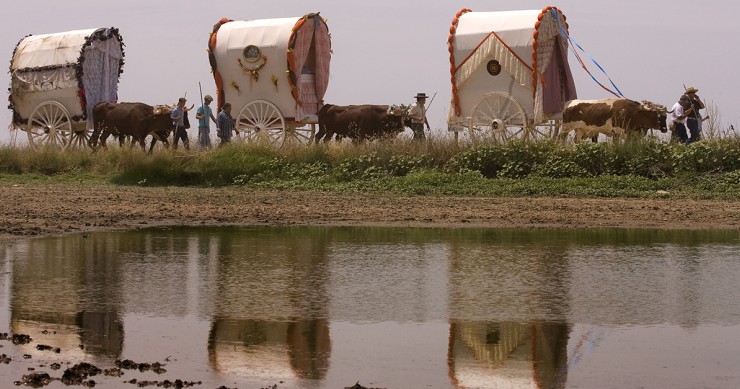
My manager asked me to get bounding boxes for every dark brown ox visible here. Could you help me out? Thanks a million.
[315,104,410,143]
[90,102,174,153]
[560,98,668,142]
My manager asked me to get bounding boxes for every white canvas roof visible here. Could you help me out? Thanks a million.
[453,10,540,56]
[11,29,98,70]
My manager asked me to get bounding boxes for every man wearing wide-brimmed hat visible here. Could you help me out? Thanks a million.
[196,95,218,149]
[409,92,430,141]
[685,87,706,143]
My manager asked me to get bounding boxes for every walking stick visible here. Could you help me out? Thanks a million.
[423,92,437,138]
[198,82,205,147]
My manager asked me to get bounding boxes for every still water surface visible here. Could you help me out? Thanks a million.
[0,227,739,388]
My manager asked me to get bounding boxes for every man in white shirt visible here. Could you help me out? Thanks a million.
[669,94,691,144]
[408,92,430,141]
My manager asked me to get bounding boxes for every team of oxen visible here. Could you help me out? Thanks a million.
[560,98,669,142]
[89,102,176,153]
[88,101,415,151]
[87,97,669,151]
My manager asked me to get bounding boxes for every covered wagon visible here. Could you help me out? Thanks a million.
[208,13,331,146]
[8,27,125,148]
[447,7,577,143]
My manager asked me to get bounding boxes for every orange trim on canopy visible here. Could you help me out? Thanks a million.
[208,18,233,111]
[287,16,309,103]
[531,6,569,96]
[448,8,472,117]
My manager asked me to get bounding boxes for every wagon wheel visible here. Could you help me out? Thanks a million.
[26,101,73,148]
[528,120,561,142]
[68,123,93,149]
[236,100,286,147]
[284,123,315,146]
[468,92,527,143]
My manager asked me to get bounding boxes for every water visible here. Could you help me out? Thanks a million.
[0,227,739,388]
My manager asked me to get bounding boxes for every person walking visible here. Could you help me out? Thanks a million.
[216,102,235,147]
[408,92,430,141]
[171,97,191,150]
[685,87,706,143]
[669,94,691,144]
[196,95,217,149]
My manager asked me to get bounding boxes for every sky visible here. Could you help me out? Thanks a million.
[2,0,738,144]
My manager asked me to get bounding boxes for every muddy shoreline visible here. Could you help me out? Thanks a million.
[1,184,738,241]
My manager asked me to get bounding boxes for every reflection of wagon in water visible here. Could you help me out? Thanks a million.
[208,13,331,147]
[447,7,577,143]
[8,28,125,148]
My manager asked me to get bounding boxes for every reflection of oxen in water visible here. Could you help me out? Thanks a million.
[559,98,669,142]
[315,104,411,143]
[90,102,175,152]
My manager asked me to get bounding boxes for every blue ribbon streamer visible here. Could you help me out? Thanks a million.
[550,9,626,98]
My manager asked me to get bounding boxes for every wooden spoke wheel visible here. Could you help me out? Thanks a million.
[26,101,73,148]
[68,123,93,149]
[284,123,315,146]
[527,120,561,142]
[468,92,527,144]
[236,100,286,147]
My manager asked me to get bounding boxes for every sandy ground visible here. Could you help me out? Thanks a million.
[0,184,738,240]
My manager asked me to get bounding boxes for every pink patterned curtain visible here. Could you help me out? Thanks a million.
[543,38,577,115]
[313,20,331,106]
[291,20,315,116]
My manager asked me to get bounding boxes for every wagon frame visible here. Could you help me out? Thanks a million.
[446,7,577,143]
[8,27,125,149]
[208,13,331,147]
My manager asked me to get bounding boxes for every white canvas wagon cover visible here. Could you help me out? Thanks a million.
[448,7,576,124]
[9,27,124,127]
[208,13,331,122]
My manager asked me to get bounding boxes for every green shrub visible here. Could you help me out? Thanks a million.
[0,137,737,200]
[623,139,673,178]
[532,153,589,178]
[446,145,505,178]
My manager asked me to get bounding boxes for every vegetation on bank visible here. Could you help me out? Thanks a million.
[0,137,738,200]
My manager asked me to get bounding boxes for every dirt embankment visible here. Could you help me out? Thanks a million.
[0,184,738,241]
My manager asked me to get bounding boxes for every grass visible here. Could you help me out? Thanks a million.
[0,136,738,200]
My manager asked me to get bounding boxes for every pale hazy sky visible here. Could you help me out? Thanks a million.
[2,1,737,144]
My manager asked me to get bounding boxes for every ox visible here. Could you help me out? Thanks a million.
[315,104,410,143]
[559,98,668,142]
[90,102,175,153]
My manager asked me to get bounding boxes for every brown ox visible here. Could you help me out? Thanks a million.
[90,102,175,153]
[315,104,410,143]
[560,98,668,142]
